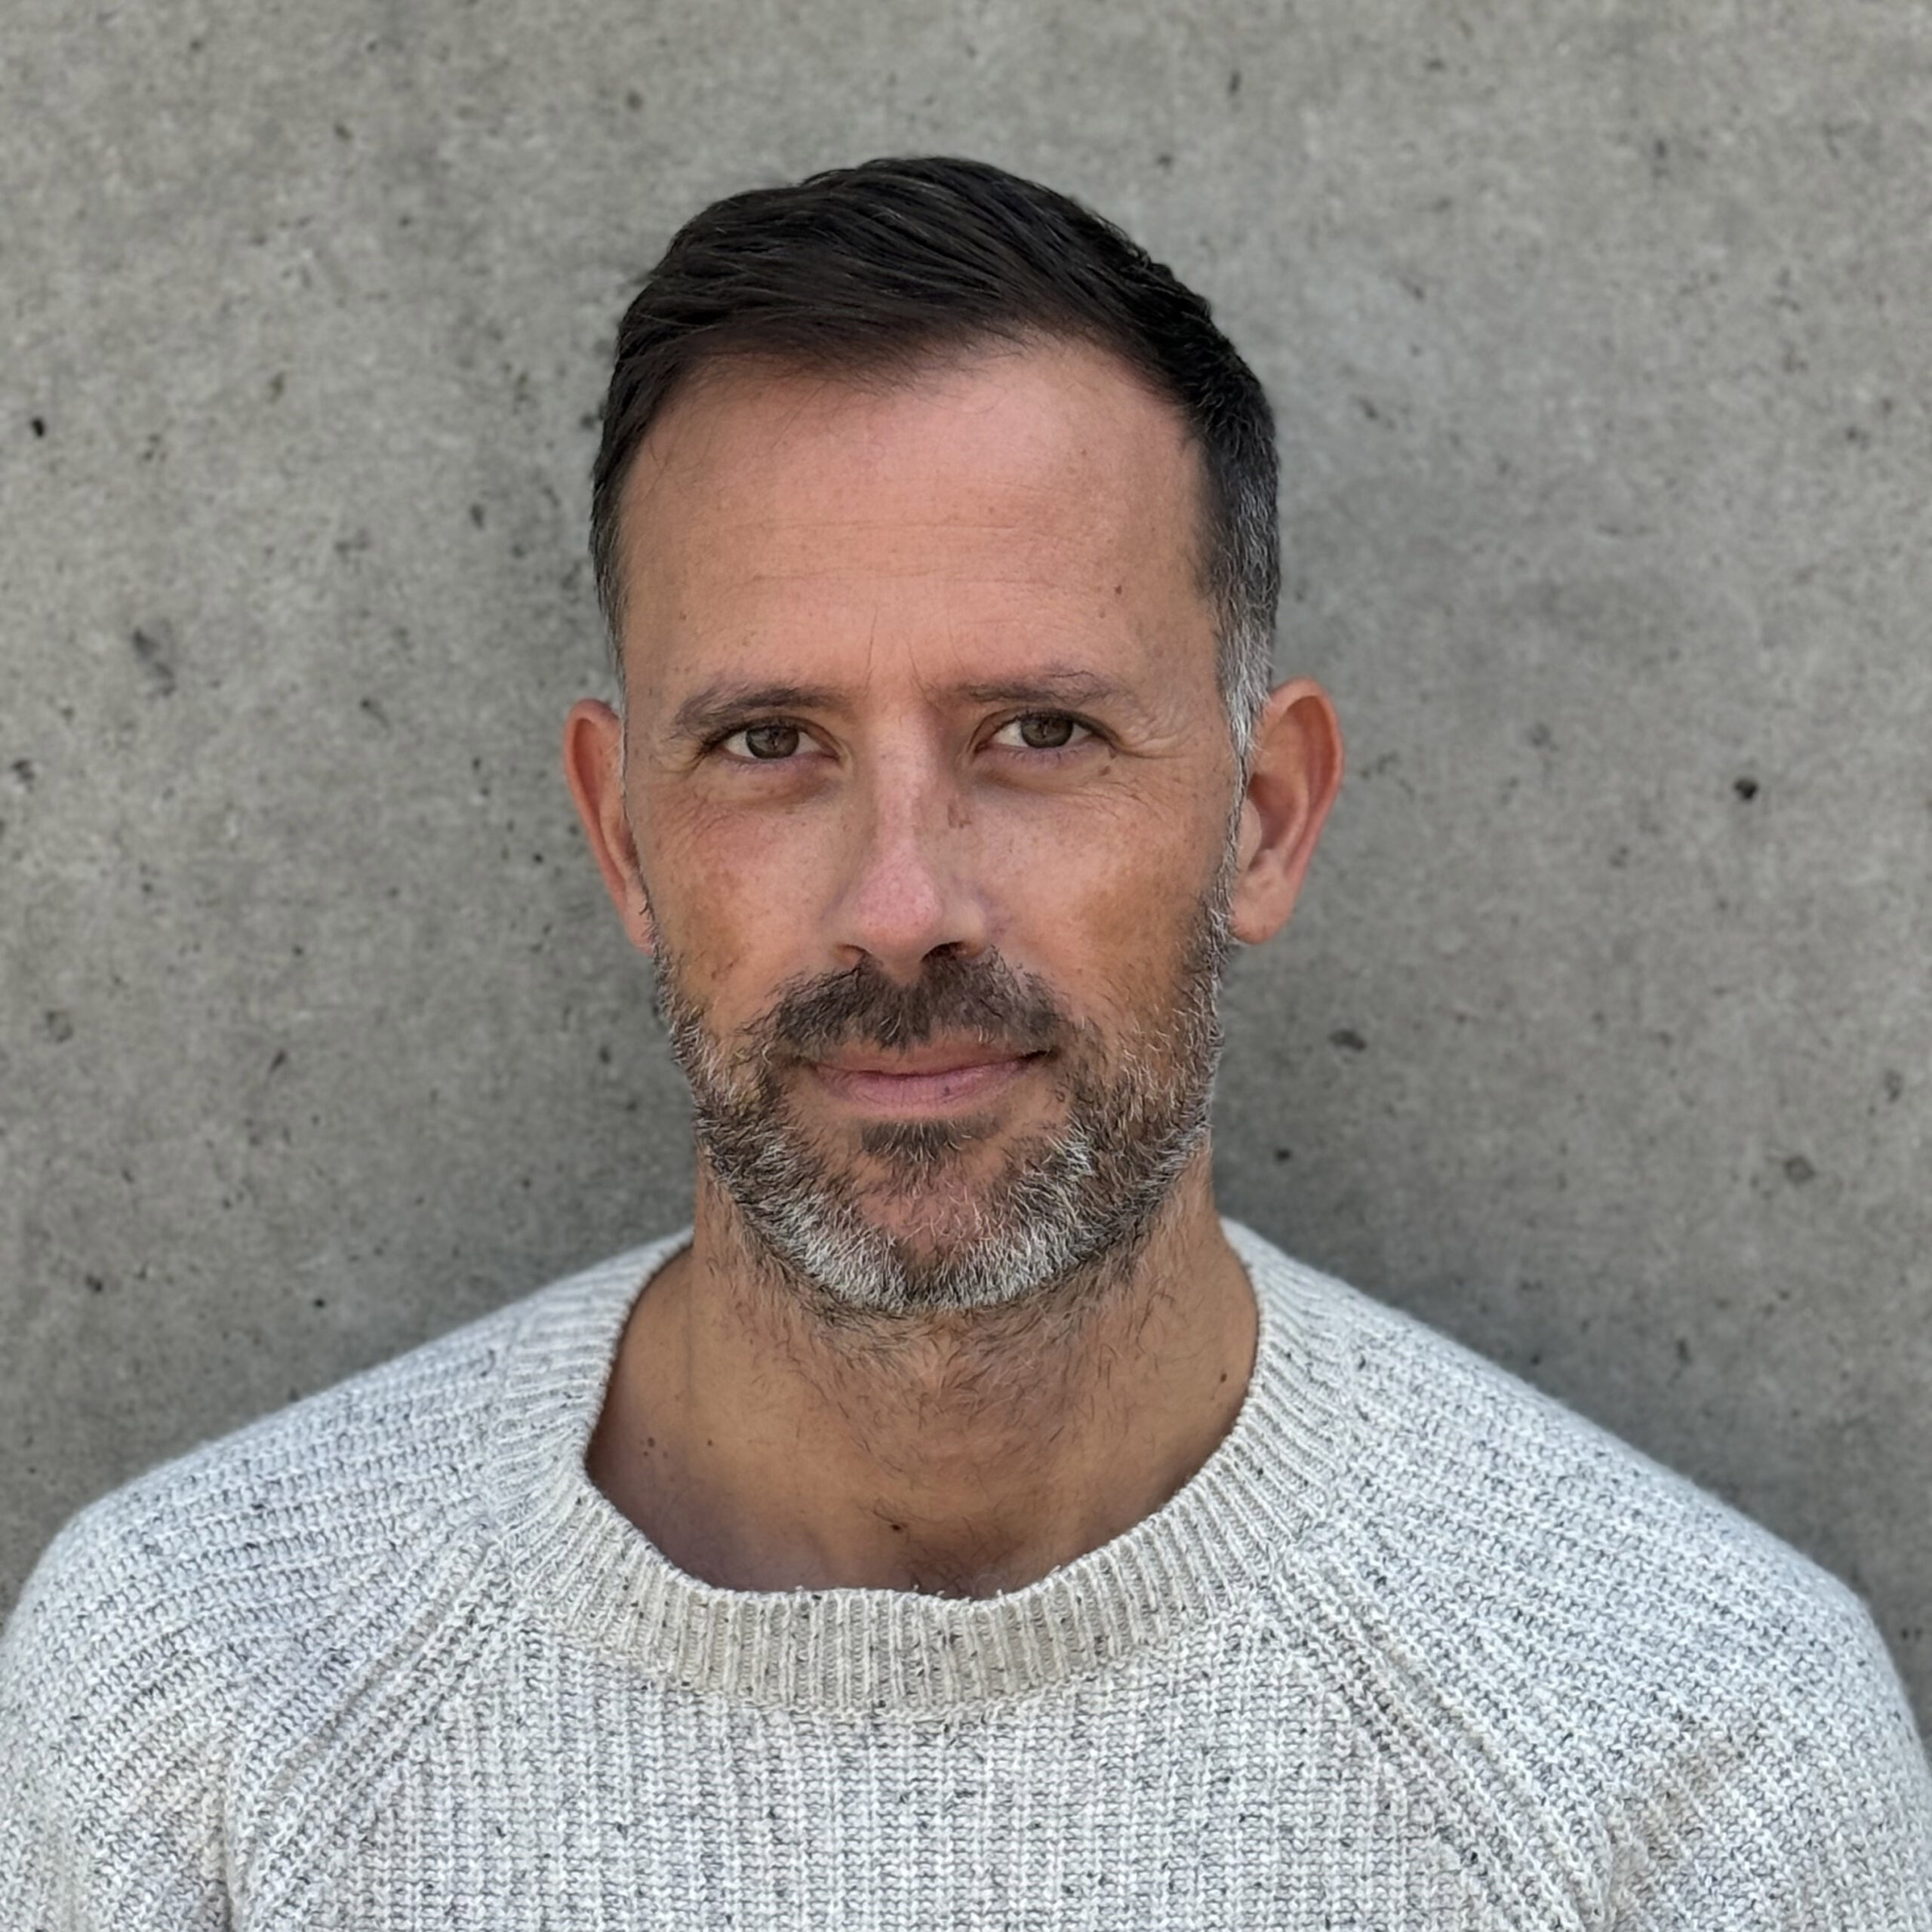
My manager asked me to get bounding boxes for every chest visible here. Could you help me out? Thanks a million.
[235,1629,1517,1931]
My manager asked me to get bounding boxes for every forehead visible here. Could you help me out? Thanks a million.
[612,339,1217,709]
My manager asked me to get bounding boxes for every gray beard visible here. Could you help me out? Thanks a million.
[652,884,1232,1320]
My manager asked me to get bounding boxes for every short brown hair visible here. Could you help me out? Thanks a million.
[592,155,1280,747]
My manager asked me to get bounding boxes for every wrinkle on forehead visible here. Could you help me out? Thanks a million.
[611,340,1214,693]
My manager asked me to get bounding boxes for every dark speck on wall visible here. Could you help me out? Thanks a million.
[1734,777,1759,801]
[30,415,47,437]
[1328,1028,1368,1052]
[131,625,178,697]
[1783,1155,1817,1186]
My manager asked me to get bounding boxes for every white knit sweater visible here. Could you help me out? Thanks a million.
[4,1223,1929,1928]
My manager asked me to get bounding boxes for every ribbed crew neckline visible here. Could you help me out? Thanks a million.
[482,1222,1349,1711]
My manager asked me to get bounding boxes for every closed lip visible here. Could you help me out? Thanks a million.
[811,1042,1044,1078]
[807,1047,1047,1112]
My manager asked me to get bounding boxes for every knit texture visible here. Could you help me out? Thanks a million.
[4,1223,1928,1928]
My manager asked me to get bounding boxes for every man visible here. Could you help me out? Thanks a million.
[3,157,1927,1929]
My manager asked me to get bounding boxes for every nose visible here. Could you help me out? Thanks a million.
[824,757,989,981]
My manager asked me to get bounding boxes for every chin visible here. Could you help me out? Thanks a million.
[850,1198,994,1262]
[848,1162,1017,1246]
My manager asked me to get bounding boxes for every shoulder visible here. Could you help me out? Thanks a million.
[6,1239,666,1668]
[1235,1223,1893,1711]
[1233,1226,1932,1919]
[0,1239,667,1915]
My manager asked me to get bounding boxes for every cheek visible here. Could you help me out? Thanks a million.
[641,793,837,1005]
[990,793,1222,1020]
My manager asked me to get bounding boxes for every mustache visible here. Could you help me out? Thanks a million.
[749,950,1069,1063]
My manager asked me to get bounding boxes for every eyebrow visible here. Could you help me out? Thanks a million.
[667,682,841,744]
[953,669,1136,712]
[664,667,1143,743]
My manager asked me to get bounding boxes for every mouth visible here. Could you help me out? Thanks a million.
[806,1045,1049,1115]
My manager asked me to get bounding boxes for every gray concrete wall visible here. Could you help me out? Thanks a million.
[4,0,1929,1730]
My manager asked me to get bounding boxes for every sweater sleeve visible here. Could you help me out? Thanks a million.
[0,1502,234,1930]
[1611,1600,1932,1930]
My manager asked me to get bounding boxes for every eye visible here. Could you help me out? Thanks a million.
[721,721,804,761]
[993,712,1092,752]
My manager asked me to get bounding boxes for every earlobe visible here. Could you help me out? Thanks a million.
[562,699,657,956]
[1227,678,1343,946]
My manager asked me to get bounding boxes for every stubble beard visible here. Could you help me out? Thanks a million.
[652,870,1235,1322]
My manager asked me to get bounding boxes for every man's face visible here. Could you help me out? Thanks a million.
[605,339,1248,1312]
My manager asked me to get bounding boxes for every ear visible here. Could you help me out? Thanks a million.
[1227,678,1343,946]
[562,699,656,955]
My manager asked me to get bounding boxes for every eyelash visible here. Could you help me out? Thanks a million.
[707,713,1100,763]
[989,713,1097,754]
[709,721,811,762]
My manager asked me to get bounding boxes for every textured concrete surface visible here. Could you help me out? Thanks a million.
[3,0,1929,1727]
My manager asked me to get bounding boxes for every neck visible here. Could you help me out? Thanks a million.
[586,1149,1257,1596]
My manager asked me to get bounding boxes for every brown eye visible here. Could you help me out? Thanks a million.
[737,722,801,760]
[1012,713,1079,750]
